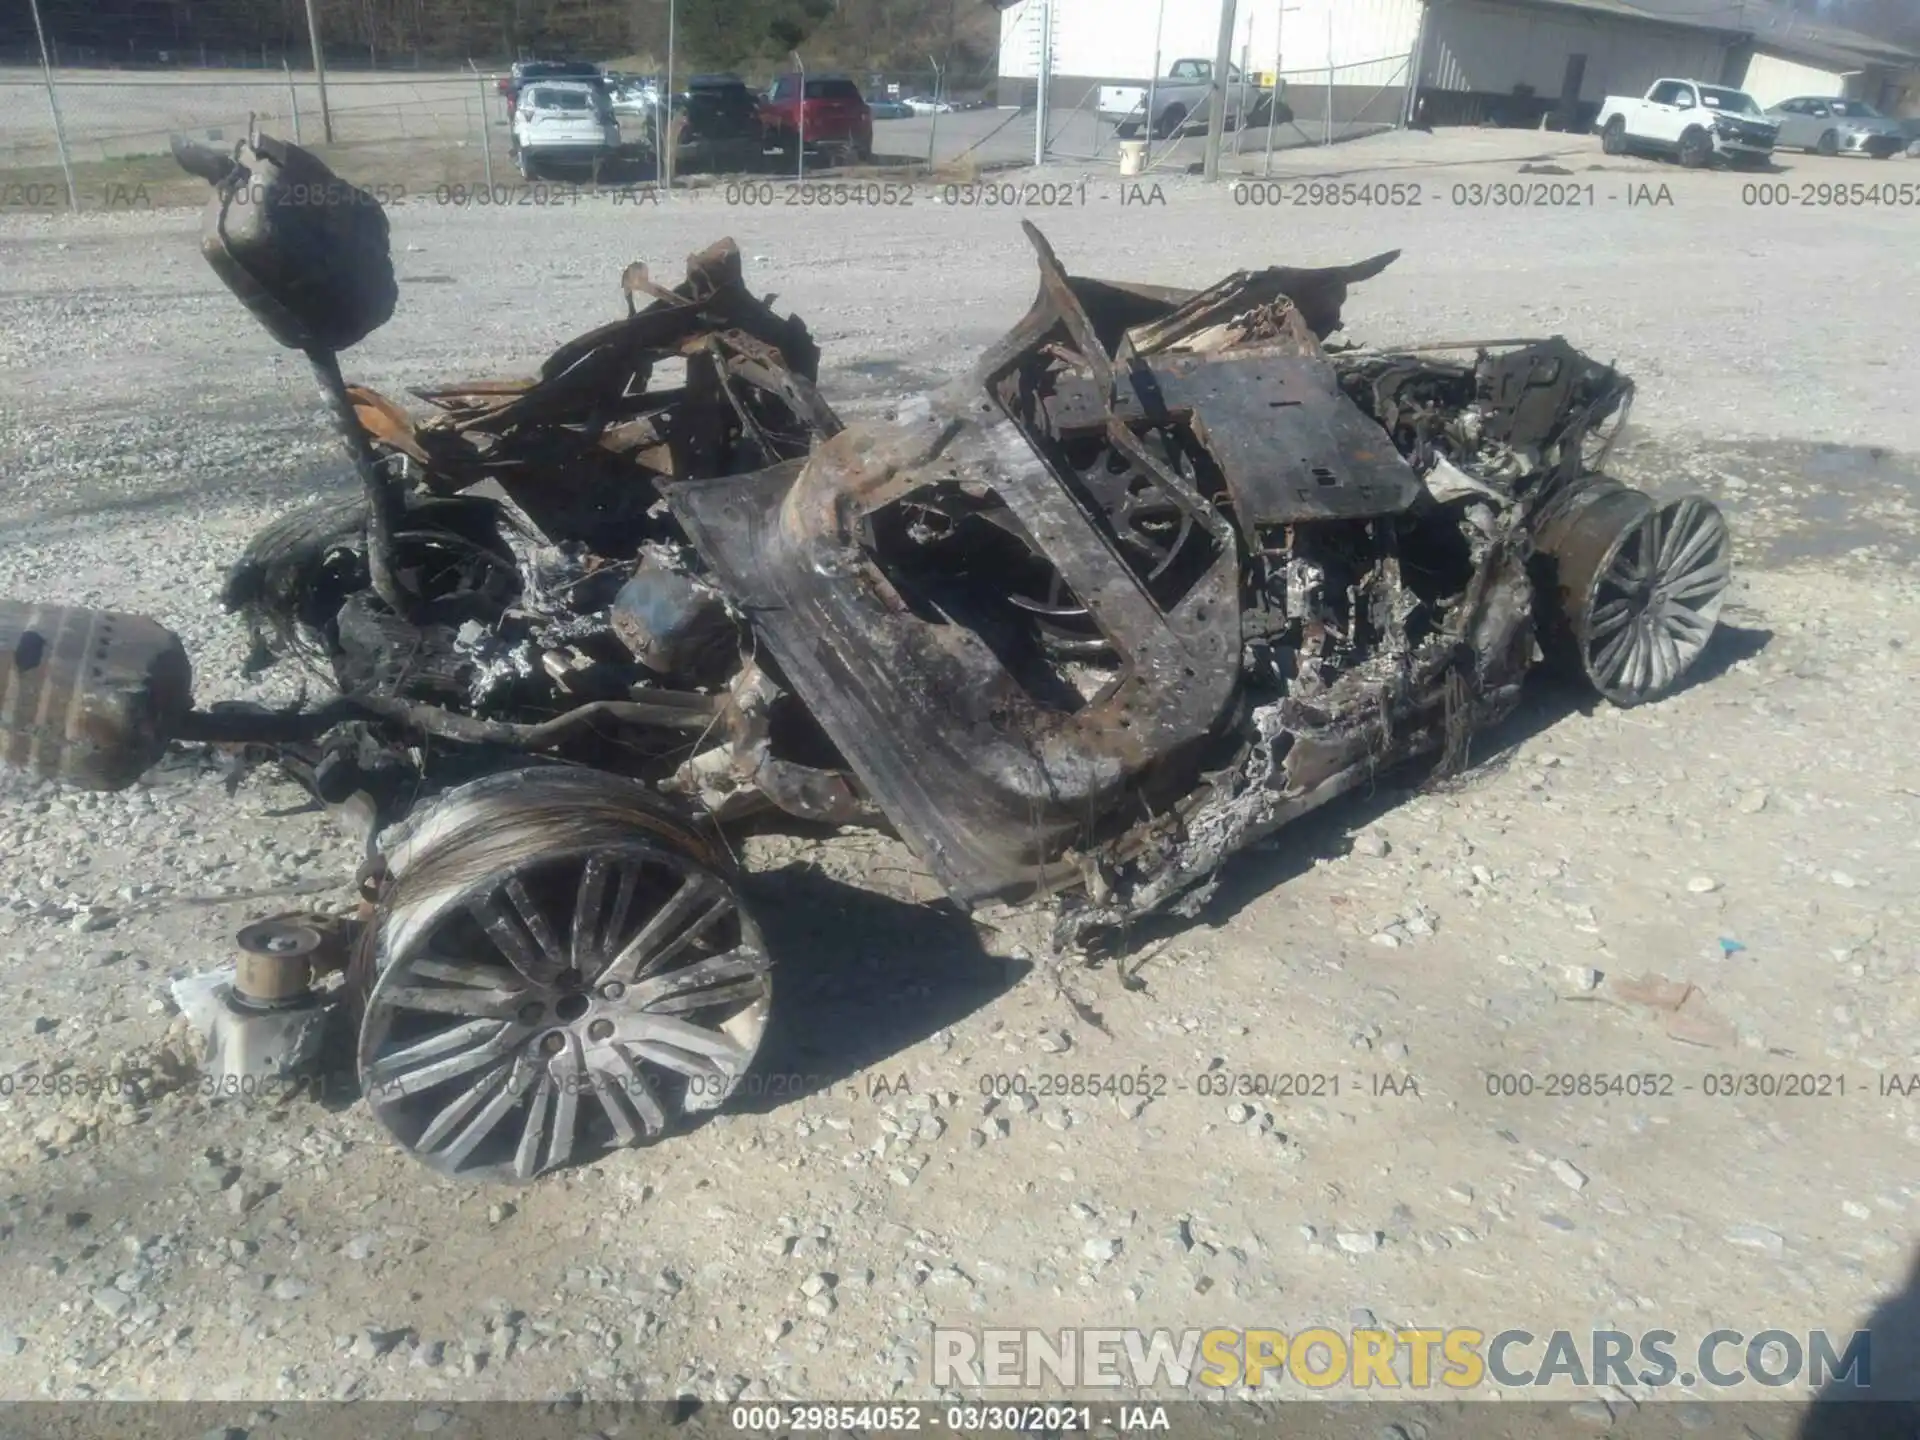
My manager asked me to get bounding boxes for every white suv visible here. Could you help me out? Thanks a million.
[511,80,619,179]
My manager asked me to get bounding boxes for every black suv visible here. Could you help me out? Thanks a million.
[669,73,766,173]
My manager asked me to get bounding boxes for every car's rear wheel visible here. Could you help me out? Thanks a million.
[516,148,538,181]
[1816,129,1839,156]
[1678,128,1712,168]
[352,768,773,1182]
[1601,116,1626,155]
[1115,120,1141,140]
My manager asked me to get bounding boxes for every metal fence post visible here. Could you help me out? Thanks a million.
[1325,9,1335,145]
[926,52,942,169]
[27,0,77,211]
[795,51,807,182]
[1033,0,1053,166]
[1202,0,1236,182]
[303,0,335,142]
[1233,39,1249,155]
[1144,0,1166,166]
[664,0,677,196]
[286,61,304,144]
[469,62,493,188]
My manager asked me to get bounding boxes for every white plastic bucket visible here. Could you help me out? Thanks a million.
[1118,139,1147,175]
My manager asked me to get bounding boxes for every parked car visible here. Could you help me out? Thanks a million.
[674,74,768,173]
[901,95,953,115]
[868,98,913,120]
[498,59,603,123]
[760,73,873,161]
[510,80,620,179]
[1595,78,1778,168]
[1765,96,1907,158]
[1099,57,1252,140]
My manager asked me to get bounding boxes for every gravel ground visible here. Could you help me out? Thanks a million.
[0,130,1916,1412]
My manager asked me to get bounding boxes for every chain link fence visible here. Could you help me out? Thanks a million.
[1039,54,1411,173]
[0,59,1035,211]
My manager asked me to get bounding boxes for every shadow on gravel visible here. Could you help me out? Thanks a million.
[1798,1244,1920,1434]
[1109,622,1774,964]
[0,464,354,540]
[729,860,1022,1115]
[287,853,1017,1127]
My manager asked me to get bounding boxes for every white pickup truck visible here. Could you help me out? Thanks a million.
[1595,78,1779,169]
[1099,58,1254,140]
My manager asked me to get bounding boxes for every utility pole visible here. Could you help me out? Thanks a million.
[302,0,334,142]
[1201,0,1237,181]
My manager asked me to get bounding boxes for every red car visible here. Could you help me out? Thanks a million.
[759,73,872,161]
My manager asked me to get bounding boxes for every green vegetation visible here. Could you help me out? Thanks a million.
[10,0,1004,80]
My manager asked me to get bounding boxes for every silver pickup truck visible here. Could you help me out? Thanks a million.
[1099,57,1252,140]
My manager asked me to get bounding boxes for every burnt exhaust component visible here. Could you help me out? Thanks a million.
[0,143,1739,1181]
[0,602,193,791]
[174,131,412,617]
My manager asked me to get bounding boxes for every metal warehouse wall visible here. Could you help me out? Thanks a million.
[1420,0,1731,102]
[998,0,1420,86]
[1739,48,1852,106]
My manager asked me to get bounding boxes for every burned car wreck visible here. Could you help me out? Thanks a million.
[0,136,1732,1180]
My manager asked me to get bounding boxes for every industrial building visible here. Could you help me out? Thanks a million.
[993,0,1920,134]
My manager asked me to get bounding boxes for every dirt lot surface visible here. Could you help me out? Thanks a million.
[0,127,1917,1419]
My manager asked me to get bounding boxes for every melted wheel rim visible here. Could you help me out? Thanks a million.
[360,838,770,1181]
[1584,496,1731,703]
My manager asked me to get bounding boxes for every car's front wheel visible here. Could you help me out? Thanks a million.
[1601,116,1626,155]
[1816,129,1839,155]
[1532,481,1732,708]
[1678,127,1712,168]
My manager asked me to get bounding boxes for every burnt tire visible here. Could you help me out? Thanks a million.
[1678,128,1712,168]
[1601,116,1626,155]
[1532,481,1732,708]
